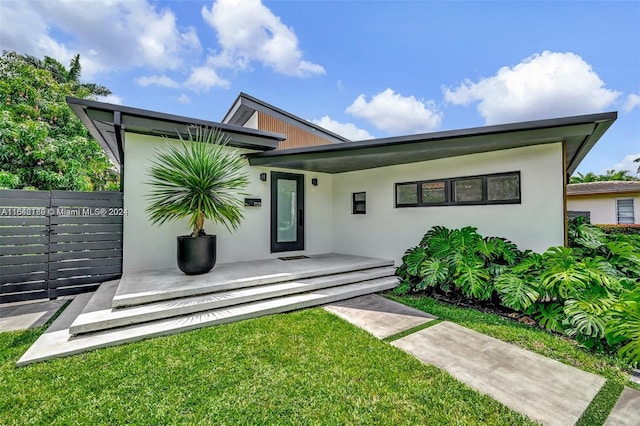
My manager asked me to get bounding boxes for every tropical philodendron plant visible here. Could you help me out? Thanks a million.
[145,126,249,274]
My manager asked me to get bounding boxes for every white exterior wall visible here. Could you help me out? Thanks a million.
[245,111,259,129]
[122,133,333,272]
[331,143,565,265]
[568,195,640,224]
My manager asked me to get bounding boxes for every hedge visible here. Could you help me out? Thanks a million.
[596,224,640,235]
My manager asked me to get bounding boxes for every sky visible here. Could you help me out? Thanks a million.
[1,0,639,176]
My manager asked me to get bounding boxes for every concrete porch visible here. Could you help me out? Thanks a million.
[18,254,398,366]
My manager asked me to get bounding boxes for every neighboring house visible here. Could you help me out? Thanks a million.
[67,95,617,272]
[567,181,640,224]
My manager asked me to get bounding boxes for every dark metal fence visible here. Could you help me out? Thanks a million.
[0,190,123,304]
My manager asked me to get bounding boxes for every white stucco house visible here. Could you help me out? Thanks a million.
[67,95,617,272]
[567,181,640,224]
[15,96,620,366]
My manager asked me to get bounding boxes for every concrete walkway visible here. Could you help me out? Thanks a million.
[0,299,68,332]
[324,295,634,426]
[604,387,640,426]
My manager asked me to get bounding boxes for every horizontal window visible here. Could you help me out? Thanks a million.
[395,172,520,208]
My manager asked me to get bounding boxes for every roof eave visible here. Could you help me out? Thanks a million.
[67,97,286,170]
[247,112,618,174]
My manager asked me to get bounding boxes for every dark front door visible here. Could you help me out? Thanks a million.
[271,172,304,252]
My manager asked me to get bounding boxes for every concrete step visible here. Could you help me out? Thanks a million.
[17,276,398,366]
[112,254,394,308]
[70,266,396,335]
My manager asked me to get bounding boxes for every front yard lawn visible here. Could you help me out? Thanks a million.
[0,307,534,425]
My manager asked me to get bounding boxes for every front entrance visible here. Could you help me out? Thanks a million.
[271,172,304,252]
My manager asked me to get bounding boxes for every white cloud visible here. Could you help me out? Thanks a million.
[96,94,124,105]
[136,75,181,88]
[312,116,373,141]
[178,93,191,104]
[623,93,640,113]
[444,51,621,125]
[346,89,442,134]
[0,1,201,78]
[201,0,325,77]
[184,64,230,92]
[611,153,640,176]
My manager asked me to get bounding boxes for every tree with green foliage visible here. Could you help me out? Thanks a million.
[0,51,119,191]
[570,169,638,183]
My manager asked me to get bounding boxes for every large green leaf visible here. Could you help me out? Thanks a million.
[563,298,611,345]
[420,225,451,248]
[509,252,543,275]
[417,259,450,289]
[404,246,428,276]
[535,303,565,333]
[425,227,455,259]
[454,259,491,300]
[607,288,640,366]
[541,247,590,298]
[606,241,640,277]
[495,273,541,311]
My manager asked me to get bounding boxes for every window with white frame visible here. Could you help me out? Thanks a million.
[616,199,635,224]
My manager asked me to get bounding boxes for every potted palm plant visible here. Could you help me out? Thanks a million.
[146,126,249,275]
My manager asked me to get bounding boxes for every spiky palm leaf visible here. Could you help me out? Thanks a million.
[146,127,249,236]
[495,273,541,311]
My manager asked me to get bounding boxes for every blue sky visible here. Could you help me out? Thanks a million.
[1,0,639,176]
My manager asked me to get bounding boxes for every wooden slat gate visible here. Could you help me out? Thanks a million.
[0,190,123,304]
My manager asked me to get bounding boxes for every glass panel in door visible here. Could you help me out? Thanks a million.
[277,179,297,243]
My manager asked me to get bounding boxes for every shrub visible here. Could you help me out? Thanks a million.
[398,218,640,365]
[597,224,640,236]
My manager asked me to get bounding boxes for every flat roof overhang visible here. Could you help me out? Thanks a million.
[247,112,617,175]
[67,97,285,170]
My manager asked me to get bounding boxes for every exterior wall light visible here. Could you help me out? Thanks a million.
[311,178,318,186]
[260,172,267,182]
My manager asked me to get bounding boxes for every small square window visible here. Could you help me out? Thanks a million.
[616,199,635,224]
[421,181,446,204]
[453,178,483,202]
[353,192,366,214]
[396,183,418,206]
[487,175,520,201]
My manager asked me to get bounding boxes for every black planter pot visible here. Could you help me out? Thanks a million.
[177,234,217,275]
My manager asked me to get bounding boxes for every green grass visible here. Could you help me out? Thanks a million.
[388,294,635,426]
[0,308,535,425]
[575,381,626,426]
[382,319,443,342]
